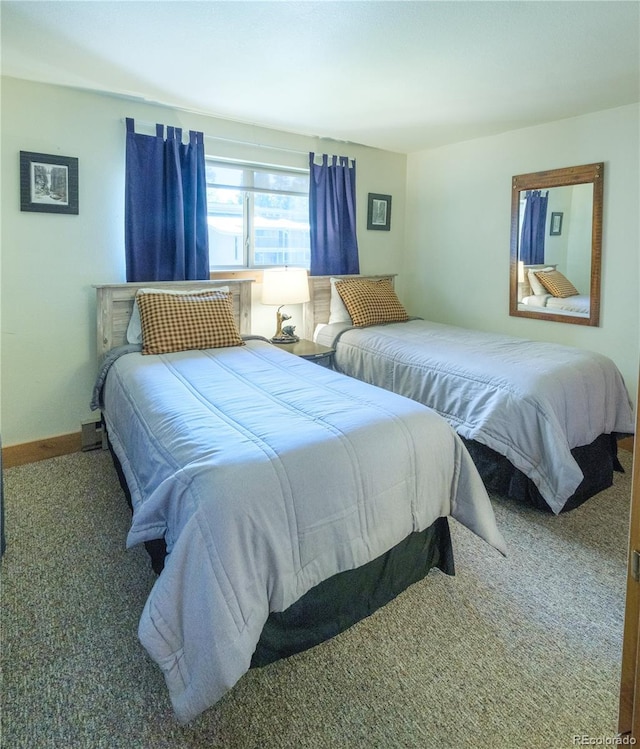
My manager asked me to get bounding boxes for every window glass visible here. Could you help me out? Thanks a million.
[205,163,243,187]
[206,160,310,269]
[253,171,308,193]
[207,186,244,267]
[254,194,310,266]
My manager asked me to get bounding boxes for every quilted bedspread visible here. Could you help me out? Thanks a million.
[316,319,635,512]
[95,339,505,722]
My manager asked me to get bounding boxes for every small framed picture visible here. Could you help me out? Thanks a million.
[367,193,392,231]
[20,151,79,214]
[550,211,563,236]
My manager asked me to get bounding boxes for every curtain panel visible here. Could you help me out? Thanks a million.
[308,153,359,276]
[125,118,209,282]
[519,189,548,265]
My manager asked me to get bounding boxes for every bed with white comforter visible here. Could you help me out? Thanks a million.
[521,293,590,316]
[93,338,505,723]
[316,318,634,513]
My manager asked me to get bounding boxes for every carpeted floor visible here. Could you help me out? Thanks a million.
[0,448,633,749]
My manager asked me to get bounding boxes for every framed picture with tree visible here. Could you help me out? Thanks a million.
[20,151,79,214]
[367,193,391,231]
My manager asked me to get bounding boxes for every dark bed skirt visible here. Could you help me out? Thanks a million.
[252,518,454,667]
[461,432,624,512]
[107,434,455,666]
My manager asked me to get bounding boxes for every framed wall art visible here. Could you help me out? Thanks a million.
[367,193,391,231]
[550,211,563,236]
[20,151,79,214]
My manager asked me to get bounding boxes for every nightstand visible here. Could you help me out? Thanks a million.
[271,339,335,368]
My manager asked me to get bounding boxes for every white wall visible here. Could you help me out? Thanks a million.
[404,104,640,403]
[1,77,407,446]
[3,77,636,447]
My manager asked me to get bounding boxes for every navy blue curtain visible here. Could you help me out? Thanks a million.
[519,189,548,265]
[125,118,209,282]
[309,153,359,276]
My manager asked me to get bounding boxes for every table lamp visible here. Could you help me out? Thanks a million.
[261,267,310,343]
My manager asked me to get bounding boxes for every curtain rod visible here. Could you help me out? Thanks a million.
[123,118,313,156]
[122,118,358,157]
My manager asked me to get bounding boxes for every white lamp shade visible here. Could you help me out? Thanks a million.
[261,267,310,305]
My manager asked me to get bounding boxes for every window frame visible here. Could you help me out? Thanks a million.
[205,158,310,270]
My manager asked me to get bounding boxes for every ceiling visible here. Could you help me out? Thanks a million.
[2,0,639,153]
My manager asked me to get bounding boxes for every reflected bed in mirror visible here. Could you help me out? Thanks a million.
[509,163,604,326]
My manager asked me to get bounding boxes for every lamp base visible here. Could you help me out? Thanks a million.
[270,334,300,344]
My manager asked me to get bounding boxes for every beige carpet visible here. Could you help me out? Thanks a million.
[0,448,633,748]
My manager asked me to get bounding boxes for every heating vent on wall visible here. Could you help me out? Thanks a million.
[81,419,105,451]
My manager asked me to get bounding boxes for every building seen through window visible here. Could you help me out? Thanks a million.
[206,161,310,269]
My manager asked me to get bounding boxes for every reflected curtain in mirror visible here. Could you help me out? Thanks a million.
[520,190,548,265]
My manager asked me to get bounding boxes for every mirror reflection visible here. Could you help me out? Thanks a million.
[509,163,603,327]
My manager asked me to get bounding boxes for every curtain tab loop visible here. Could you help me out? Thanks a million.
[125,117,135,133]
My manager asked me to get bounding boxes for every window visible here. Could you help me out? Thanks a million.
[206,160,310,269]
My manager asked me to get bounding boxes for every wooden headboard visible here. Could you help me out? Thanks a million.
[301,274,397,340]
[94,280,253,359]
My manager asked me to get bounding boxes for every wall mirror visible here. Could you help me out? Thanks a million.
[509,162,604,326]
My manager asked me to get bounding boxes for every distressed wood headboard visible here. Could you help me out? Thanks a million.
[94,280,253,360]
[301,274,397,340]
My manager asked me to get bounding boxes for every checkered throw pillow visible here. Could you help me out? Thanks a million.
[136,290,245,355]
[533,269,579,298]
[335,278,409,327]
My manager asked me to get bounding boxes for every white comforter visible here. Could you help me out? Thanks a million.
[316,319,634,513]
[97,339,505,722]
[522,293,590,316]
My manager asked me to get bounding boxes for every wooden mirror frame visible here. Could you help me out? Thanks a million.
[509,162,604,326]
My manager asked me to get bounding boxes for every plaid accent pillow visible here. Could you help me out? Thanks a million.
[126,286,229,344]
[533,269,579,298]
[527,266,555,296]
[335,278,409,327]
[136,290,245,355]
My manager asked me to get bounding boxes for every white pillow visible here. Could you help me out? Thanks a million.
[527,267,554,296]
[313,323,327,342]
[328,277,352,324]
[126,286,229,344]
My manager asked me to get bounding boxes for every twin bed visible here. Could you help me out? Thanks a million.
[518,263,590,318]
[92,279,505,723]
[92,274,633,722]
[309,275,634,514]
[520,292,590,317]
